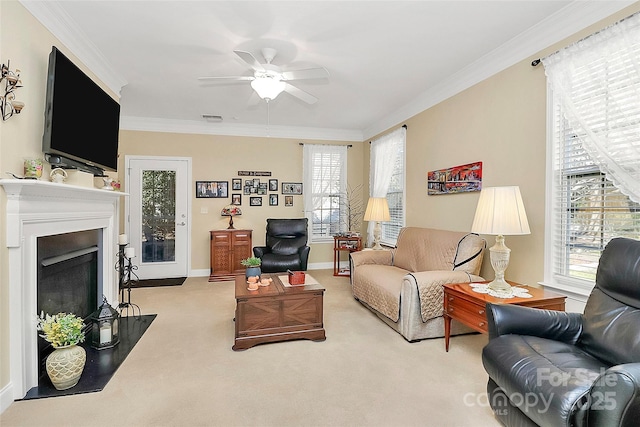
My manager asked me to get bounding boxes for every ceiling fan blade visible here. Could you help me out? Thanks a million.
[282,67,329,81]
[234,50,265,72]
[283,83,318,104]
[197,76,254,82]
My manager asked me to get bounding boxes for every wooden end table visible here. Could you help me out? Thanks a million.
[333,235,362,276]
[443,281,566,352]
[233,273,326,351]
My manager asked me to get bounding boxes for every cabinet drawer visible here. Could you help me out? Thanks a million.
[232,231,251,244]
[445,294,488,332]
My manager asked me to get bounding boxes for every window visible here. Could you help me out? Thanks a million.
[369,127,405,246]
[381,140,405,245]
[543,13,640,296]
[303,144,347,242]
[547,92,640,295]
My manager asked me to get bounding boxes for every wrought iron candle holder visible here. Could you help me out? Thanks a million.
[116,243,141,318]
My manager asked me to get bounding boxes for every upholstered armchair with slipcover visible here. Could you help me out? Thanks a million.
[253,218,310,273]
[483,237,640,426]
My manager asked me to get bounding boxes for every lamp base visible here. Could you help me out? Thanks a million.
[487,277,512,293]
[227,216,235,230]
[371,221,383,250]
[488,234,512,293]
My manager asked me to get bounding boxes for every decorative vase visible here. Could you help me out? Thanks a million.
[246,266,261,278]
[45,344,86,390]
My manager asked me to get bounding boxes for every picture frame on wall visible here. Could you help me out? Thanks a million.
[282,182,303,195]
[258,183,267,195]
[232,194,241,205]
[269,179,278,191]
[285,196,293,207]
[196,181,228,198]
[232,178,242,191]
[269,194,278,206]
[250,196,262,206]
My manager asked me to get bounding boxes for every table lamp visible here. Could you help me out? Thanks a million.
[364,197,390,250]
[221,205,242,229]
[471,186,530,292]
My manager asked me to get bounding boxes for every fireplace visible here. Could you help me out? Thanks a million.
[37,230,101,380]
[1,179,124,400]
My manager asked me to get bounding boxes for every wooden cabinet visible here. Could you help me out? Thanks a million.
[333,235,362,276]
[209,229,252,282]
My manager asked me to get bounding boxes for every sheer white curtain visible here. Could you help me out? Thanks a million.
[542,11,640,203]
[367,127,405,246]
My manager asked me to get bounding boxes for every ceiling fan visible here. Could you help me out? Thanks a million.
[198,48,329,104]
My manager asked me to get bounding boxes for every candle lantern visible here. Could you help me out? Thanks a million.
[91,296,120,350]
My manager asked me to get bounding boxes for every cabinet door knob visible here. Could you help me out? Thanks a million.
[478,309,485,315]
[479,322,485,327]
[448,297,454,301]
[448,307,454,312]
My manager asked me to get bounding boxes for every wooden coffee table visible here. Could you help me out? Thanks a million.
[443,281,566,352]
[233,273,326,351]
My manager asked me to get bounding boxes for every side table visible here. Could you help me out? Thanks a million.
[443,281,566,351]
[333,235,362,276]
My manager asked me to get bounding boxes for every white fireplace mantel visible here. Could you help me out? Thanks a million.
[1,179,127,400]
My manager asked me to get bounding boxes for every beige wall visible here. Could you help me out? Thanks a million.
[2,0,639,396]
[117,131,364,271]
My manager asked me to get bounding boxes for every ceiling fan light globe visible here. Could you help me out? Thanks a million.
[251,78,285,100]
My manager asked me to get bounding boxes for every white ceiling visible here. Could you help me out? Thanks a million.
[22,1,636,141]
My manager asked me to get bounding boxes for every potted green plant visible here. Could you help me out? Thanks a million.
[37,312,87,390]
[241,256,262,279]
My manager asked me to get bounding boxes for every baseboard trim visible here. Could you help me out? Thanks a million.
[190,269,210,277]
[308,262,333,270]
[1,382,14,414]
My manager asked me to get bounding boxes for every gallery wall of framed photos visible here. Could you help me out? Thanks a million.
[195,171,303,209]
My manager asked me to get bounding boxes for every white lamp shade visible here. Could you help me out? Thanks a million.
[471,186,530,235]
[364,197,391,222]
[251,77,285,100]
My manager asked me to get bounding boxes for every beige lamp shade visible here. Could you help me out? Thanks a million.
[364,197,391,222]
[471,186,530,236]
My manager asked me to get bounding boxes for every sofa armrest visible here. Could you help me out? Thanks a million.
[253,246,270,258]
[349,249,393,268]
[486,303,583,344]
[587,363,640,425]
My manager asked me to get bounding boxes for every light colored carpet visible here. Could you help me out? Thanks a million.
[1,270,499,427]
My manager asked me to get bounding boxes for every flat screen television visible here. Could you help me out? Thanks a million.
[42,46,120,175]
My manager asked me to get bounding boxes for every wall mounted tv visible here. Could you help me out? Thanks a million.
[42,46,120,176]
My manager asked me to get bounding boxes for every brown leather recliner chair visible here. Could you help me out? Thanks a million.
[482,237,640,426]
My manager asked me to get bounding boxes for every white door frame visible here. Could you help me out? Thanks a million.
[124,155,192,279]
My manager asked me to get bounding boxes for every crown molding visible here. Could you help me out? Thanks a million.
[362,0,637,139]
[19,0,127,96]
[120,116,364,142]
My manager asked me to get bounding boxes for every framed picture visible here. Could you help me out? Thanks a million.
[427,161,482,195]
[243,185,251,195]
[250,196,262,206]
[258,183,267,195]
[282,182,303,195]
[269,179,278,192]
[232,194,242,205]
[269,194,278,206]
[232,178,242,191]
[196,181,228,198]
[285,196,293,207]
[253,178,260,188]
